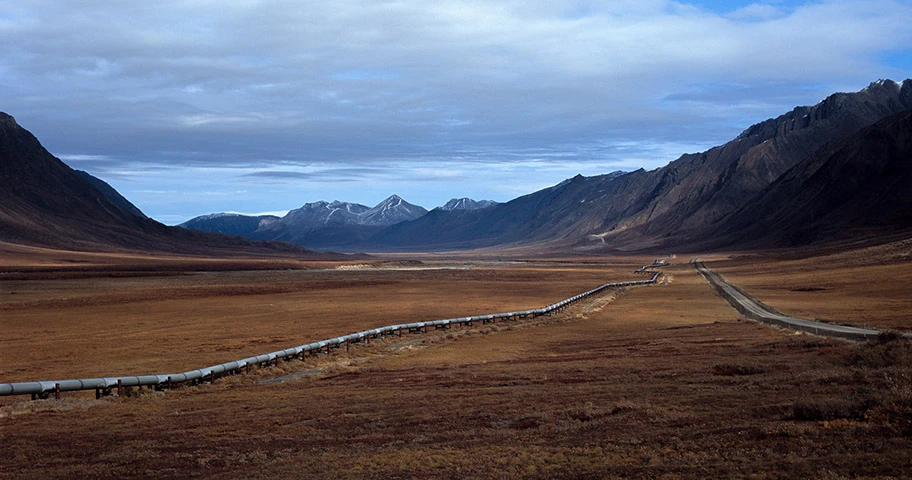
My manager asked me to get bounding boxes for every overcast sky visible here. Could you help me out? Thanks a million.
[2,0,911,224]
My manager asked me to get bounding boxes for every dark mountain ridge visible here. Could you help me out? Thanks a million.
[364,79,912,252]
[183,197,499,248]
[360,195,428,226]
[241,195,428,249]
[370,172,631,249]
[0,112,310,255]
[75,170,148,219]
[180,213,280,237]
[703,109,912,249]
[440,198,499,211]
[5,78,910,255]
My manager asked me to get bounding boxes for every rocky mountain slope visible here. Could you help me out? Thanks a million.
[6,79,910,255]
[182,195,429,250]
[359,195,428,226]
[0,112,310,255]
[440,198,499,211]
[180,213,280,237]
[703,109,912,249]
[75,170,148,219]
[367,79,912,251]
[245,195,427,249]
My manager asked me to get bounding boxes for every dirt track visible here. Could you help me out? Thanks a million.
[693,260,890,339]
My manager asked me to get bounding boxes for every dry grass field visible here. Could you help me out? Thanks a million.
[1,242,911,478]
[705,239,912,331]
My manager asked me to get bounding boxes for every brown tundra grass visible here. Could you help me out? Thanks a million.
[1,243,911,478]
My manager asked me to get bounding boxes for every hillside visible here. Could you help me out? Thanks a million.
[5,79,910,255]
[180,213,280,237]
[368,79,912,252]
[703,109,912,248]
[0,112,312,256]
[75,170,148,219]
[246,195,428,249]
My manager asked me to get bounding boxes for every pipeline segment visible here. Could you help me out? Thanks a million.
[0,269,663,398]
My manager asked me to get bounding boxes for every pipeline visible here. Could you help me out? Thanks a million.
[1,268,663,399]
[635,254,672,273]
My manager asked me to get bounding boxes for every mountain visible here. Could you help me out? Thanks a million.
[0,112,309,255]
[11,78,908,255]
[615,79,912,242]
[242,200,375,249]
[243,195,427,249]
[367,80,912,251]
[272,201,371,231]
[369,174,607,249]
[255,195,426,233]
[360,195,428,225]
[367,170,636,250]
[440,198,499,211]
[75,170,148,219]
[704,109,912,248]
[180,213,280,237]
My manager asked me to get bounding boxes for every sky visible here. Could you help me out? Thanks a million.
[1,0,910,224]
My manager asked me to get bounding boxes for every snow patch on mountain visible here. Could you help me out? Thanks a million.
[270,195,427,231]
[440,198,499,211]
[360,195,428,225]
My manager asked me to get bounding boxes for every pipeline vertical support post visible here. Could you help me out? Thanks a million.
[117,379,123,397]
[55,383,61,400]
[167,376,173,391]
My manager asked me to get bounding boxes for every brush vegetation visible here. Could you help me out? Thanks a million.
[1,243,911,478]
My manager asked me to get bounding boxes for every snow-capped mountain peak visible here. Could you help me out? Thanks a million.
[360,195,428,226]
[440,198,499,211]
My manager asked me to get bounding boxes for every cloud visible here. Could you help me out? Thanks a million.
[241,165,397,184]
[725,3,787,20]
[243,171,318,180]
[3,0,911,222]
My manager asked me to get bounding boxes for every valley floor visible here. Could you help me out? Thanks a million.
[1,243,911,478]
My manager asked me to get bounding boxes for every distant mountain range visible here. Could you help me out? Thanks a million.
[440,198,499,211]
[181,195,500,250]
[240,195,428,248]
[179,213,281,238]
[3,78,911,254]
[366,79,912,252]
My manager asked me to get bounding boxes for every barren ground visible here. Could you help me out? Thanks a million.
[1,243,911,478]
